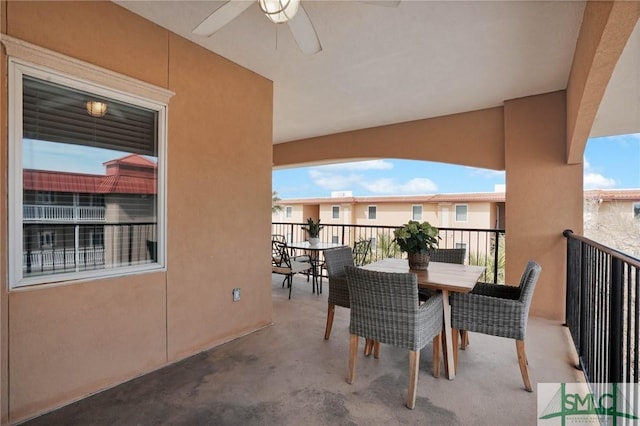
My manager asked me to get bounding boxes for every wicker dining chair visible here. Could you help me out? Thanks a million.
[431,247,466,264]
[450,260,542,391]
[427,248,468,347]
[323,247,355,340]
[344,266,443,409]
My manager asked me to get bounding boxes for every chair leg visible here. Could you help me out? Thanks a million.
[324,304,335,340]
[432,333,441,378]
[288,275,293,299]
[452,328,459,372]
[460,330,469,350]
[373,340,381,359]
[364,338,374,357]
[348,334,358,384]
[407,350,420,409]
[441,330,449,378]
[516,340,533,392]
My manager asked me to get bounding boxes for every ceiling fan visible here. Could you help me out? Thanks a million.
[192,0,400,56]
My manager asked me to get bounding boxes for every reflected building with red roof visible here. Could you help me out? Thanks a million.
[23,154,158,274]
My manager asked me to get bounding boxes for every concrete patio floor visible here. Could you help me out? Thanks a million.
[24,274,584,425]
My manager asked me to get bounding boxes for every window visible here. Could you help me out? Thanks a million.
[331,235,339,244]
[455,242,467,252]
[332,206,340,219]
[634,203,640,218]
[412,205,422,221]
[285,206,292,218]
[368,206,377,220]
[36,191,53,204]
[455,204,468,222]
[38,231,54,249]
[9,59,167,288]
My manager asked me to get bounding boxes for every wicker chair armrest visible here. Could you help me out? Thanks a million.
[328,276,350,308]
[471,282,520,300]
[450,293,527,340]
[415,293,444,347]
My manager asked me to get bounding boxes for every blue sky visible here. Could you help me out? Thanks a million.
[273,133,640,199]
[23,134,640,197]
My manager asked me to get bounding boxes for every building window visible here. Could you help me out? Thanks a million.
[9,59,167,288]
[285,206,292,218]
[332,235,339,244]
[368,206,377,220]
[412,205,422,221]
[455,204,468,222]
[634,203,640,218]
[455,242,467,252]
[332,205,340,219]
[35,191,53,204]
[38,231,55,249]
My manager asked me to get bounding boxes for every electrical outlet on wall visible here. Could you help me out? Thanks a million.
[232,288,241,302]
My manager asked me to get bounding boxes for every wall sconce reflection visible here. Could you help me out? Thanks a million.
[85,101,108,117]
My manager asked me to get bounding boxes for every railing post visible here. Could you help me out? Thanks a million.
[128,225,134,265]
[492,230,500,284]
[609,256,623,383]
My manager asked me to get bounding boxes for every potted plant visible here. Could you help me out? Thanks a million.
[302,217,324,245]
[393,220,440,270]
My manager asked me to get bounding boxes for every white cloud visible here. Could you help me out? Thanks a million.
[312,160,393,171]
[584,173,615,189]
[583,156,615,189]
[467,167,505,179]
[362,177,438,194]
[308,169,363,190]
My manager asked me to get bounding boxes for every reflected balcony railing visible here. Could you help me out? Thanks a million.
[23,204,106,222]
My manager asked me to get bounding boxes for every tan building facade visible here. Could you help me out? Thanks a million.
[275,189,640,231]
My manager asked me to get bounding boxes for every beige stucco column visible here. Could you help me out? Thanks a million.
[504,91,583,321]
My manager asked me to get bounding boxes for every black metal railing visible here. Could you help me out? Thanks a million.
[23,222,157,277]
[272,222,505,283]
[564,229,640,385]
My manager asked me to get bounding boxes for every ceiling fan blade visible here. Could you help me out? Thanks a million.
[360,1,401,7]
[287,3,322,55]
[192,0,254,36]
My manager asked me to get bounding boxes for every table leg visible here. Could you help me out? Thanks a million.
[441,290,455,380]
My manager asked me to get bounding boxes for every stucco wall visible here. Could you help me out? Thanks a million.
[504,91,583,320]
[2,2,273,423]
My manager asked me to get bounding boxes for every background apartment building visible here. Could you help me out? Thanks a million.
[274,189,640,258]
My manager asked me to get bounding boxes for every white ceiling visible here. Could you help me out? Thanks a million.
[116,1,639,144]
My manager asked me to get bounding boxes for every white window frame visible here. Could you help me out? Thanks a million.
[412,205,422,221]
[455,204,468,222]
[7,43,172,289]
[285,206,293,218]
[332,205,340,219]
[368,205,377,220]
[455,242,467,252]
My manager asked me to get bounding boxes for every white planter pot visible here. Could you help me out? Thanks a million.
[309,237,320,246]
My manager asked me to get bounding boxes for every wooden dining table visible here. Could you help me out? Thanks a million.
[362,258,485,380]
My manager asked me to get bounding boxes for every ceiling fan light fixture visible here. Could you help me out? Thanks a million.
[86,101,108,118]
[259,0,300,24]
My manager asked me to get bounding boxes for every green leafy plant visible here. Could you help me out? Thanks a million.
[301,217,324,238]
[376,232,401,259]
[393,220,440,254]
